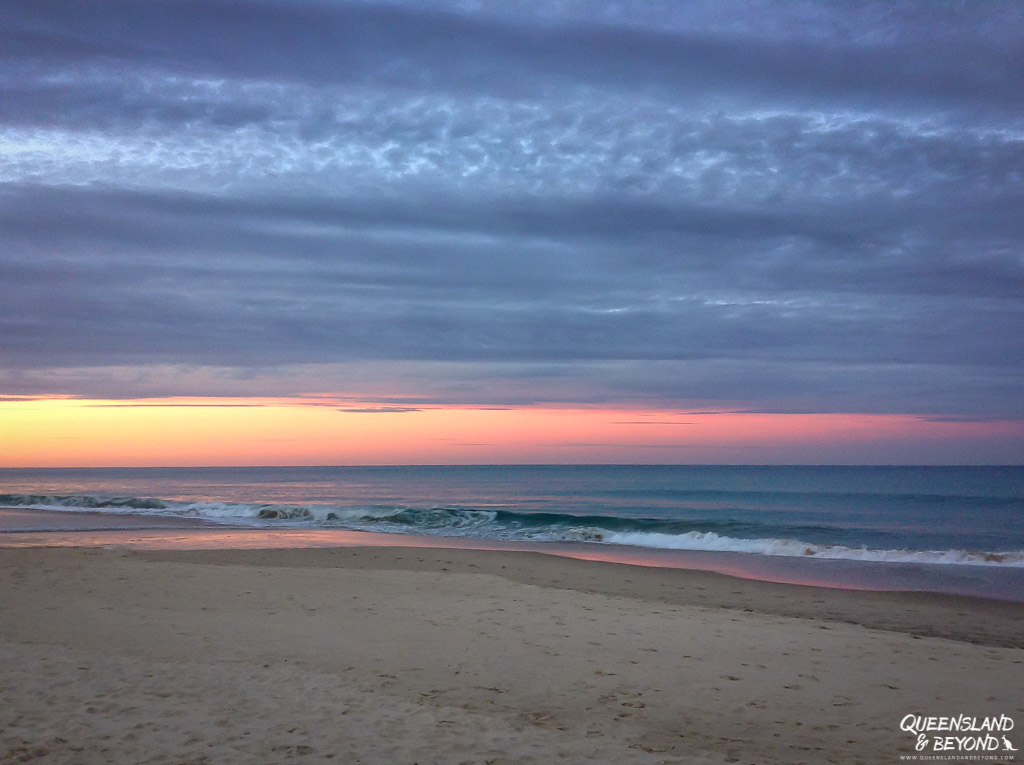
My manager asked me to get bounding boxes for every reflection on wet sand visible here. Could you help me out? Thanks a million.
[4,506,1022,601]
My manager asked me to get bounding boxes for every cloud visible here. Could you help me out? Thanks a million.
[339,406,422,414]
[5,1,1023,114]
[1,182,1020,376]
[1,0,1022,424]
[0,360,1020,420]
[612,423,699,428]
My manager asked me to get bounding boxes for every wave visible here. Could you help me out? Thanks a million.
[2,493,1022,567]
[599,530,1024,566]
[0,493,170,510]
[0,493,499,527]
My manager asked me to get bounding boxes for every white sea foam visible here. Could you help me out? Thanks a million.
[6,494,1023,567]
[11,496,496,529]
[600,530,1024,567]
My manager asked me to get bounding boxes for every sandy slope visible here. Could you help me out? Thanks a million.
[2,546,1022,764]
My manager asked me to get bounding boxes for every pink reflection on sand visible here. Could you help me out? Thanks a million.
[0,527,536,552]
[1,525,873,591]
[548,546,867,590]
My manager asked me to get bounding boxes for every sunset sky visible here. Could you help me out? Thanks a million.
[1,1,1022,466]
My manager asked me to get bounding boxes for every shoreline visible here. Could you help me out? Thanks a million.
[3,506,1024,647]
[4,505,1024,604]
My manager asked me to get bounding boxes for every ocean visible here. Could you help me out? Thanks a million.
[3,465,1023,598]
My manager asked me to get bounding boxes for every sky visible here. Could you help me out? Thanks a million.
[1,0,1022,466]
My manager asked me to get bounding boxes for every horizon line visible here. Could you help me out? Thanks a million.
[2,463,1021,470]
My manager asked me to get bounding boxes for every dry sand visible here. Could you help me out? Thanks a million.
[2,544,1022,764]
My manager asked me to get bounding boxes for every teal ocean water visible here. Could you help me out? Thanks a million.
[2,465,1022,566]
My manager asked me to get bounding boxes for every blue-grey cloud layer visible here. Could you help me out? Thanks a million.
[1,0,1022,416]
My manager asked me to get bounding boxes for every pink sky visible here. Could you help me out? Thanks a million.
[2,396,1020,467]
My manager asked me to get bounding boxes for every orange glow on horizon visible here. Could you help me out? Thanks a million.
[0,395,1020,467]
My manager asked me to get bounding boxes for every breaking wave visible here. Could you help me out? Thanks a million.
[2,493,1022,567]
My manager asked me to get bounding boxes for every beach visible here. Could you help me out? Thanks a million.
[6,0,1024,761]
[2,526,1022,764]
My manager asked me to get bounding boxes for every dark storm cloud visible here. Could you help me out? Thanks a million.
[1,0,1022,418]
